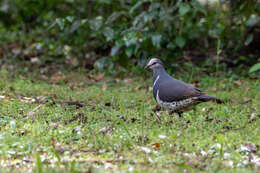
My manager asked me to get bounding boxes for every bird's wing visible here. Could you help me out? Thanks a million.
[158,78,202,102]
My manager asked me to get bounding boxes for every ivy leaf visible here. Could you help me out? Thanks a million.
[56,18,65,30]
[103,27,114,41]
[66,16,74,23]
[249,63,260,73]
[125,45,135,57]
[151,34,162,48]
[89,16,103,31]
[244,34,253,46]
[245,15,260,27]
[179,3,190,16]
[175,36,186,48]
[110,46,120,56]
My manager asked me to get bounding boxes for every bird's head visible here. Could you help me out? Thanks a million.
[145,58,164,70]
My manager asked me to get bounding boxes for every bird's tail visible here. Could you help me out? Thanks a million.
[198,94,223,104]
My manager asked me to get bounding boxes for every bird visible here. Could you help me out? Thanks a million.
[145,58,222,117]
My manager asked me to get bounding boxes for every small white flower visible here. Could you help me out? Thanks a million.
[139,147,151,154]
[223,153,231,159]
[200,150,207,156]
[158,134,167,139]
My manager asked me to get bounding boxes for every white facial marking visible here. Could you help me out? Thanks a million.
[153,75,160,87]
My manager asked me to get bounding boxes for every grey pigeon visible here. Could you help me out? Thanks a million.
[146,58,222,116]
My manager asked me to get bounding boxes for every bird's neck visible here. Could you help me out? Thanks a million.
[153,67,167,81]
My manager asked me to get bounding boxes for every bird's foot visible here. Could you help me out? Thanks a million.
[152,104,162,112]
[168,110,183,117]
[177,112,183,118]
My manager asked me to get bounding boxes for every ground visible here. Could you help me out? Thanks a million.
[0,68,259,172]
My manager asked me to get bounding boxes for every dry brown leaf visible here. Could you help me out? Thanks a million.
[134,86,142,91]
[233,81,242,87]
[242,143,258,153]
[248,113,256,120]
[99,126,113,135]
[18,96,36,103]
[102,82,107,91]
[30,57,40,64]
[67,82,76,89]
[50,75,66,83]
[91,73,104,81]
[152,143,161,149]
[245,87,250,93]
[51,136,56,148]
[12,48,21,55]
[123,78,134,85]
[146,98,152,103]
[25,104,43,119]
[242,97,252,103]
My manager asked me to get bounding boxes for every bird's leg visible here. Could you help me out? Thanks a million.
[168,109,174,115]
[177,112,183,118]
[152,104,161,112]
[168,110,183,118]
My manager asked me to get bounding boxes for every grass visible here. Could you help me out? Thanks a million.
[0,67,259,173]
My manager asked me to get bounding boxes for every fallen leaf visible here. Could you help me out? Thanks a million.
[99,126,113,135]
[91,73,104,81]
[12,48,21,55]
[31,57,40,64]
[35,96,48,104]
[51,136,56,148]
[18,96,36,103]
[233,81,242,87]
[152,143,161,149]
[102,82,107,91]
[245,87,250,93]
[24,104,43,119]
[248,113,256,120]
[134,86,142,91]
[50,75,66,83]
[73,126,83,135]
[123,78,134,85]
[158,135,167,139]
[242,97,252,103]
[67,82,76,89]
[223,160,234,168]
[146,98,152,103]
[139,146,151,154]
[241,143,258,153]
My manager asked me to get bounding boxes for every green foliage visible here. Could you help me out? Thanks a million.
[249,63,260,73]
[0,0,259,73]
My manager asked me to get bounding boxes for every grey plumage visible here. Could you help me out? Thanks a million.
[146,58,222,115]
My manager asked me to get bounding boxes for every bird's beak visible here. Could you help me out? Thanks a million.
[145,63,151,69]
